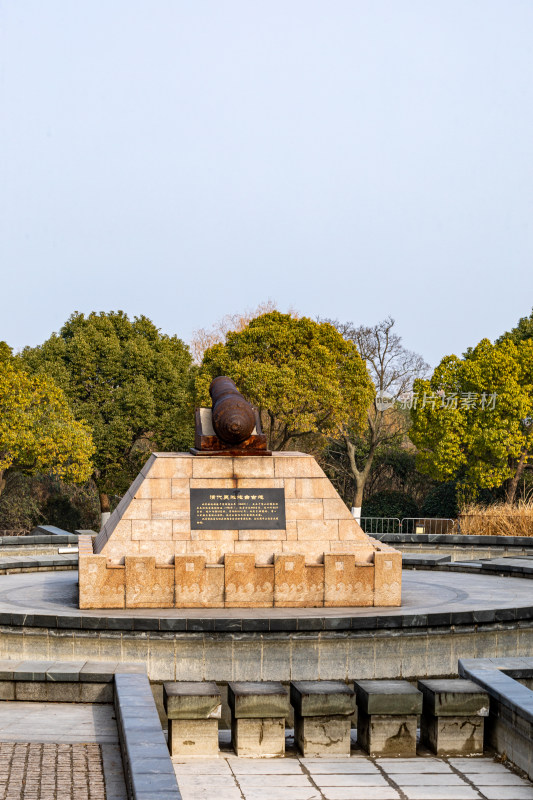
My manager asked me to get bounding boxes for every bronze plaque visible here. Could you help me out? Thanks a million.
[190,488,285,530]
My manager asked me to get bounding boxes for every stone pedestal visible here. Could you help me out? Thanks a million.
[163,681,221,757]
[228,682,289,758]
[291,681,355,756]
[354,680,423,757]
[418,679,489,756]
[79,452,402,609]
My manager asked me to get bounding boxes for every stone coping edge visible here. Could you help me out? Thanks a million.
[458,657,533,736]
[0,659,146,682]
[115,672,181,799]
[403,558,533,578]
[0,534,78,546]
[1,604,532,633]
[379,533,533,546]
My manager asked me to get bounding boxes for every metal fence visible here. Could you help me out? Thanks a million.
[359,517,402,535]
[359,517,456,536]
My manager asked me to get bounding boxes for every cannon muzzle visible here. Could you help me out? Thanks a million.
[209,377,256,445]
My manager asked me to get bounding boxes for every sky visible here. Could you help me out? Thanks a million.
[1,1,532,368]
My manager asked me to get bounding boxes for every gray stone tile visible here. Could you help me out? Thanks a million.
[230,759,305,773]
[321,789,400,800]
[240,792,321,800]
[402,787,480,800]
[449,758,512,772]
[306,761,380,773]
[388,773,469,786]
[375,759,454,773]
[237,774,314,787]
[478,788,533,800]
[314,773,388,786]
[467,773,531,786]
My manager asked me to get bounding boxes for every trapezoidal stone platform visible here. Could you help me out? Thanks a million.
[78,452,401,609]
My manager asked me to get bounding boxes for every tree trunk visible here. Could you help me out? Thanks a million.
[0,469,5,498]
[351,478,365,522]
[99,491,111,529]
[506,449,529,504]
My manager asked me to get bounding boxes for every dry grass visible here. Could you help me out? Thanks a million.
[459,500,533,537]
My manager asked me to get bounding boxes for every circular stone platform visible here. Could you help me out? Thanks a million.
[0,569,531,682]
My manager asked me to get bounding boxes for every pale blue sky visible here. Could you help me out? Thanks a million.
[1,1,532,366]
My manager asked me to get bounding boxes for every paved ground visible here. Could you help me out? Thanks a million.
[0,568,532,619]
[0,703,127,800]
[173,750,533,800]
[0,741,104,800]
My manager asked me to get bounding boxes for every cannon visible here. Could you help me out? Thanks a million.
[209,376,256,444]
[192,376,270,455]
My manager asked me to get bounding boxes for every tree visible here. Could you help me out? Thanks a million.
[0,360,93,498]
[21,311,194,523]
[324,317,429,518]
[410,338,533,504]
[197,312,374,451]
[190,300,280,364]
[497,307,533,345]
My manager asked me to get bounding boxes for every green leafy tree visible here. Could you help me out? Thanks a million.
[410,338,533,504]
[497,307,533,344]
[197,312,374,451]
[21,311,194,522]
[0,360,94,498]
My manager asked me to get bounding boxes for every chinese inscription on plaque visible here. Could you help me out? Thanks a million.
[190,488,286,530]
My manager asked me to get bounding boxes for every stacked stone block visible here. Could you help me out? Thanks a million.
[79,452,401,609]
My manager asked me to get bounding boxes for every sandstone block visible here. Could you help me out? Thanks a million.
[175,557,224,607]
[294,478,338,499]
[190,530,238,542]
[290,681,356,717]
[225,555,274,607]
[357,711,417,756]
[185,541,227,564]
[324,555,374,607]
[232,458,275,478]
[139,541,179,562]
[286,499,324,521]
[192,458,234,478]
[171,479,190,498]
[297,520,339,540]
[374,549,402,606]
[295,714,351,757]
[231,717,285,758]
[273,454,325,479]
[228,681,289,719]
[122,500,152,520]
[135,478,172,499]
[125,556,174,607]
[148,454,193,479]
[233,541,282,564]
[79,556,125,609]
[131,519,173,541]
[323,498,353,520]
[151,499,189,520]
[338,519,371,542]
[164,681,221,719]
[169,718,219,756]
[418,679,489,756]
[274,555,324,607]
[421,714,485,756]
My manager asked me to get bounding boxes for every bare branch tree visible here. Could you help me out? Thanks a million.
[324,316,430,519]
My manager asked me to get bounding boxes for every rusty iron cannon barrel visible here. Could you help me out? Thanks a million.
[209,376,256,445]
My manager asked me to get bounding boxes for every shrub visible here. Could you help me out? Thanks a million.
[362,490,419,520]
[420,482,458,519]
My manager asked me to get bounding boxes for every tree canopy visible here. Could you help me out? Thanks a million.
[197,311,374,450]
[410,337,533,503]
[497,307,533,345]
[0,360,94,495]
[21,311,194,512]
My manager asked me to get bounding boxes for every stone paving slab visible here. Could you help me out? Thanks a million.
[173,751,533,800]
[0,701,127,799]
